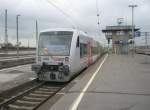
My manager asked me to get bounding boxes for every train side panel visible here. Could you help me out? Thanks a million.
[69,31,88,78]
[69,31,81,78]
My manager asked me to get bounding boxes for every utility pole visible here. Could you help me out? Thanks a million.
[128,5,138,56]
[145,32,148,63]
[107,38,110,54]
[28,40,29,49]
[16,14,21,58]
[36,20,38,46]
[5,9,8,54]
[145,32,148,50]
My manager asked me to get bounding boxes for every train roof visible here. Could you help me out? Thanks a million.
[40,28,89,35]
[40,28,78,33]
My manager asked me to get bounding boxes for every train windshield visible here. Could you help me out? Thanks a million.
[38,31,73,56]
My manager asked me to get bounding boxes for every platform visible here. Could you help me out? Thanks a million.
[0,64,36,92]
[38,54,150,110]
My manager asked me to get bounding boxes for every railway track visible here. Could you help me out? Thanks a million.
[136,49,150,56]
[0,81,65,110]
[0,55,35,60]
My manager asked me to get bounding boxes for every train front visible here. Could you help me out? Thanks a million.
[32,31,73,82]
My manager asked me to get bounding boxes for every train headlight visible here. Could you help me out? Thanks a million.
[65,57,69,62]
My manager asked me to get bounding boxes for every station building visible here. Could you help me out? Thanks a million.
[102,25,139,54]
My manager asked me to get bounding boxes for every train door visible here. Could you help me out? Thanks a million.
[87,41,92,65]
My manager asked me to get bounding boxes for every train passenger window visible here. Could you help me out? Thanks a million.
[80,43,87,58]
[92,47,98,55]
[76,36,80,47]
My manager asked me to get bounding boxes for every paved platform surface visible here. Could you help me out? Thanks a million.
[0,64,36,92]
[40,54,150,110]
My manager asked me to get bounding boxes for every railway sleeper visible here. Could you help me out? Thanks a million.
[42,88,61,91]
[21,97,42,103]
[33,90,54,94]
[22,96,45,102]
[38,88,57,92]
[38,87,59,92]
[15,99,40,106]
[42,86,62,89]
[28,93,49,98]
[7,104,34,110]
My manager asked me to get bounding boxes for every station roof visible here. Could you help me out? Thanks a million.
[102,25,140,32]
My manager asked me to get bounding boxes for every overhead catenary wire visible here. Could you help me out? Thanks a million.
[45,0,78,29]
[45,0,90,31]
[46,0,101,37]
[96,0,101,36]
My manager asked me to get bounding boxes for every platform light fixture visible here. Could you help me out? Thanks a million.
[128,4,138,56]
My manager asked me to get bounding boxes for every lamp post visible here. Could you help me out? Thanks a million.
[36,20,38,46]
[128,5,137,56]
[16,14,21,58]
[5,9,8,54]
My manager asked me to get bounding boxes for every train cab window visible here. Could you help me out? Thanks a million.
[38,31,73,56]
[76,36,80,47]
[80,43,87,58]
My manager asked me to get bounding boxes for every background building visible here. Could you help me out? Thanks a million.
[102,25,139,54]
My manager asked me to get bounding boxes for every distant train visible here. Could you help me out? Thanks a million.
[32,28,104,82]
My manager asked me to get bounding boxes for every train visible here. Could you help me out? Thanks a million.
[32,28,104,82]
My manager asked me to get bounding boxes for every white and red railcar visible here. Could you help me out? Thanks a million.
[32,28,103,82]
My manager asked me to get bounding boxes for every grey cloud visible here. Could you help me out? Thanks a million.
[0,0,150,46]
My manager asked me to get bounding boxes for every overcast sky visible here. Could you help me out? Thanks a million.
[0,0,150,47]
